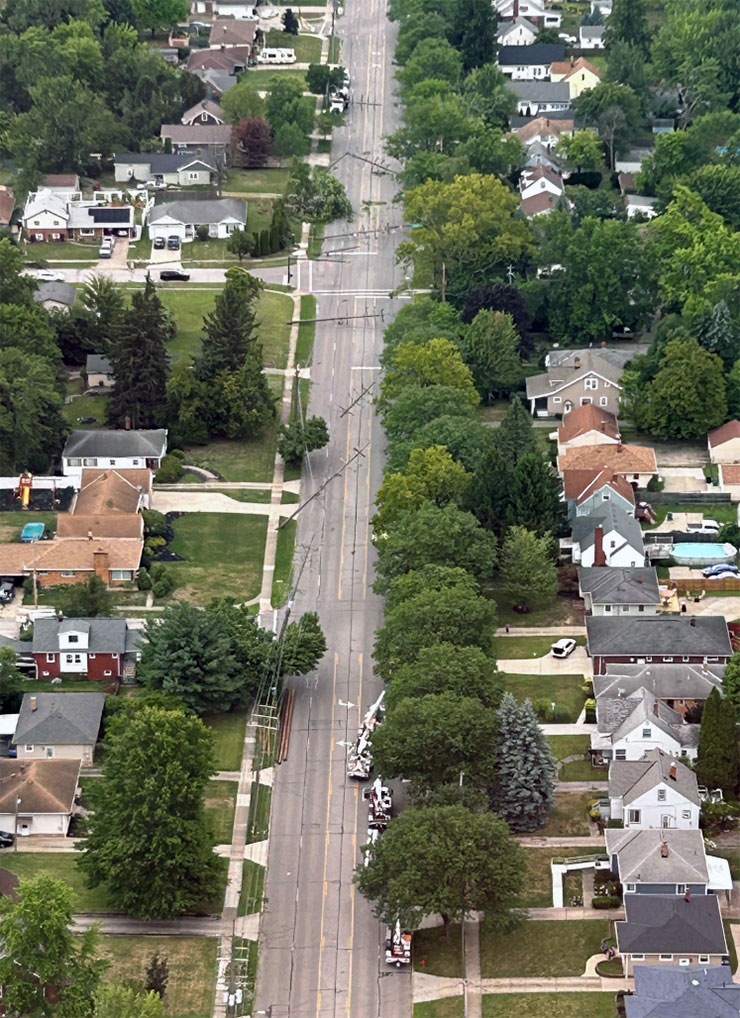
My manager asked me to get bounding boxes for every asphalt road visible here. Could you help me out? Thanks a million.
[255,1,409,1016]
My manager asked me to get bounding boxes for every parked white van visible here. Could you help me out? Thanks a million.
[257,47,296,63]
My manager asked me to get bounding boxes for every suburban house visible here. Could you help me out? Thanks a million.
[0,758,81,837]
[626,195,659,219]
[579,24,606,49]
[187,48,250,76]
[512,116,575,150]
[114,152,218,187]
[209,17,257,50]
[593,661,725,715]
[615,894,729,976]
[707,419,740,463]
[0,184,15,227]
[564,470,636,518]
[21,189,135,242]
[605,829,723,894]
[33,282,76,312]
[526,348,625,416]
[607,751,700,829]
[61,430,167,483]
[496,16,539,45]
[520,189,563,217]
[159,124,233,157]
[557,403,620,453]
[497,43,565,80]
[42,173,81,196]
[0,538,143,588]
[624,964,740,1018]
[72,467,152,514]
[193,67,237,98]
[181,98,225,126]
[56,512,143,540]
[550,56,602,98]
[557,443,659,489]
[148,198,246,242]
[591,686,700,762]
[509,80,572,116]
[84,354,113,390]
[571,503,645,568]
[13,693,105,766]
[520,163,565,200]
[18,617,143,681]
[615,148,654,174]
[579,566,661,617]
[586,615,733,675]
[191,0,258,12]
[523,142,562,174]
[493,0,562,28]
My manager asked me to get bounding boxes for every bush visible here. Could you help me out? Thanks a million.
[584,697,596,724]
[532,699,571,723]
[144,536,166,558]
[646,474,664,492]
[605,818,624,828]
[137,569,152,591]
[196,225,209,242]
[169,448,186,461]
[155,454,183,484]
[142,509,168,537]
[153,571,176,598]
[591,895,621,909]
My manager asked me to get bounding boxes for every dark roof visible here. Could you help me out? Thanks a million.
[608,750,699,806]
[616,894,727,955]
[571,502,645,553]
[594,662,724,702]
[586,615,732,658]
[498,44,565,65]
[149,198,246,226]
[32,617,128,655]
[509,80,571,102]
[85,354,112,375]
[33,282,76,307]
[14,693,105,746]
[625,965,740,1018]
[605,829,708,884]
[0,758,80,815]
[578,566,660,605]
[511,110,576,127]
[88,207,131,223]
[63,428,167,460]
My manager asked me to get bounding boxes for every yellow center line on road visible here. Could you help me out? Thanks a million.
[345,650,363,1017]
[315,650,339,1017]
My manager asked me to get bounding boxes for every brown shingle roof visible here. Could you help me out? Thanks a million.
[56,514,143,540]
[187,48,251,72]
[43,174,79,188]
[521,191,559,216]
[563,468,636,506]
[558,443,658,474]
[0,759,80,815]
[74,469,151,516]
[0,185,15,225]
[0,539,142,577]
[551,56,602,80]
[558,403,619,443]
[719,464,740,485]
[513,116,574,145]
[209,17,257,46]
[708,419,740,448]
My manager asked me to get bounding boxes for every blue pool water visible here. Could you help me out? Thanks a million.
[671,542,736,565]
[20,522,44,542]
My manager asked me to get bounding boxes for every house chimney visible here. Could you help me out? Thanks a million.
[684,888,691,903]
[93,549,109,582]
[574,355,581,369]
[637,574,643,583]
[600,420,606,432]
[690,617,696,627]
[617,442,623,453]
[594,525,606,566]
[513,0,519,17]
[87,530,93,541]
[669,763,677,780]
[660,842,669,858]
[30,696,37,712]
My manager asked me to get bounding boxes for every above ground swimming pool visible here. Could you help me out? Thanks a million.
[670,542,737,567]
[20,522,44,543]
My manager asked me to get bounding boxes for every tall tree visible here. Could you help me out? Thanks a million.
[231,118,272,168]
[694,299,740,367]
[0,348,67,473]
[130,0,188,32]
[197,268,262,383]
[498,527,558,613]
[381,385,477,444]
[721,649,740,717]
[463,310,523,402]
[380,338,479,409]
[508,451,563,537]
[461,283,532,351]
[458,0,497,72]
[79,705,220,918]
[465,440,515,535]
[80,275,126,354]
[491,692,556,831]
[0,646,22,713]
[94,985,164,1018]
[0,874,107,1018]
[355,805,525,933]
[107,275,170,429]
[387,643,502,711]
[604,0,650,53]
[695,687,740,794]
[495,396,537,465]
[388,414,491,473]
[62,575,114,618]
[374,445,471,533]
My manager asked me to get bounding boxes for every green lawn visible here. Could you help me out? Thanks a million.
[63,392,109,429]
[99,936,218,1018]
[559,758,605,782]
[203,710,247,771]
[1,854,116,912]
[482,993,617,1018]
[492,636,586,660]
[518,849,603,908]
[536,792,596,837]
[296,293,316,367]
[166,512,267,603]
[548,735,590,762]
[413,925,463,977]
[414,1002,464,1018]
[643,503,737,529]
[23,240,98,264]
[223,167,291,195]
[486,586,575,627]
[272,520,296,606]
[159,287,218,363]
[205,779,238,843]
[501,674,587,723]
[258,289,294,369]
[246,782,271,844]
[245,67,307,87]
[479,919,609,978]
[265,29,322,62]
[712,843,740,880]
[0,511,57,542]
[238,859,265,916]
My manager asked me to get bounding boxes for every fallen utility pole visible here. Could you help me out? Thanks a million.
[278,443,369,528]
[338,380,376,418]
[286,311,384,325]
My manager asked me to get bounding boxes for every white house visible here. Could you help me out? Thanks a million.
[497,43,565,80]
[181,99,225,126]
[114,152,217,187]
[571,503,646,568]
[497,16,538,46]
[556,403,620,453]
[578,566,661,617]
[579,24,605,49]
[147,198,246,242]
[22,189,69,240]
[13,693,105,767]
[509,80,572,115]
[519,163,565,201]
[0,758,81,836]
[591,688,699,763]
[191,0,257,14]
[708,420,740,463]
[615,148,654,174]
[608,750,700,829]
[626,195,659,219]
[61,429,168,484]
[494,0,562,28]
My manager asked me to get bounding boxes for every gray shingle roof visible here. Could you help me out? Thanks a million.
[509,80,571,102]
[114,152,218,174]
[14,692,105,746]
[625,965,740,1018]
[608,750,700,806]
[594,662,725,702]
[578,566,660,606]
[33,282,76,307]
[86,354,112,375]
[63,428,167,460]
[606,829,709,884]
[600,688,698,747]
[572,502,645,554]
[160,124,232,146]
[616,894,727,955]
[32,617,128,655]
[498,43,565,65]
[586,615,732,658]
[149,198,246,226]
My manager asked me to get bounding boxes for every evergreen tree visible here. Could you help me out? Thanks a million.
[491,692,556,831]
[145,954,169,997]
[0,647,21,713]
[696,688,740,794]
[725,358,740,419]
[214,352,275,440]
[507,451,563,537]
[499,526,558,613]
[197,268,262,383]
[458,0,497,72]
[604,0,650,55]
[107,275,170,428]
[495,395,537,466]
[465,440,515,535]
[463,310,523,402]
[722,649,740,717]
[695,300,740,367]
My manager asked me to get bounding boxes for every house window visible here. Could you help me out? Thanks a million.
[65,654,82,664]
[680,749,688,757]
[33,220,40,226]
[657,788,666,801]
[45,747,53,758]
[676,884,686,894]
[67,458,82,467]
[83,458,98,466]
[681,810,691,819]
[580,397,592,405]
[638,605,645,612]
[625,884,636,893]
[604,605,612,612]
[659,955,673,962]
[628,809,640,824]
[132,459,140,465]
[616,749,626,759]
[111,569,132,581]
[109,459,116,466]
[553,397,562,404]
[678,959,691,966]
[34,233,43,241]
[53,220,60,226]
[631,953,644,960]
[79,228,94,236]
[698,955,710,964]
[599,397,608,406]
[585,378,598,390]
[51,232,61,240]
[104,669,112,676]
[46,654,55,663]
[642,728,651,738]
[25,746,33,752]
[67,636,78,644]
[188,172,199,180]
[89,654,96,659]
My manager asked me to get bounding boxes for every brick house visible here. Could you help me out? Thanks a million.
[586,615,732,676]
[21,189,134,243]
[0,539,143,588]
[27,618,142,681]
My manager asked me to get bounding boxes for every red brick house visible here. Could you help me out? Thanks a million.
[7,617,143,681]
[586,616,733,676]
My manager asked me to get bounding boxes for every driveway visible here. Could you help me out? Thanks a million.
[653,439,709,468]
[659,468,710,493]
[498,646,591,675]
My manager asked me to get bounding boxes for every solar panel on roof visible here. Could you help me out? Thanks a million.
[89,207,131,223]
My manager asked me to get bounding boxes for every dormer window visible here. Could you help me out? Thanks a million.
[642,728,651,738]
[68,634,79,644]
[657,788,666,801]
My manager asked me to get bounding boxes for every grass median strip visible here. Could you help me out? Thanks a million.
[238,859,265,916]
[205,780,239,844]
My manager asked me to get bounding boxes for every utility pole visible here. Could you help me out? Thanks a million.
[278,442,369,528]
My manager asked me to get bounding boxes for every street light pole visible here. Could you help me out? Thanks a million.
[286,232,296,285]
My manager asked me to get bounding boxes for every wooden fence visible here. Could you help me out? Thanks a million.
[669,577,740,594]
